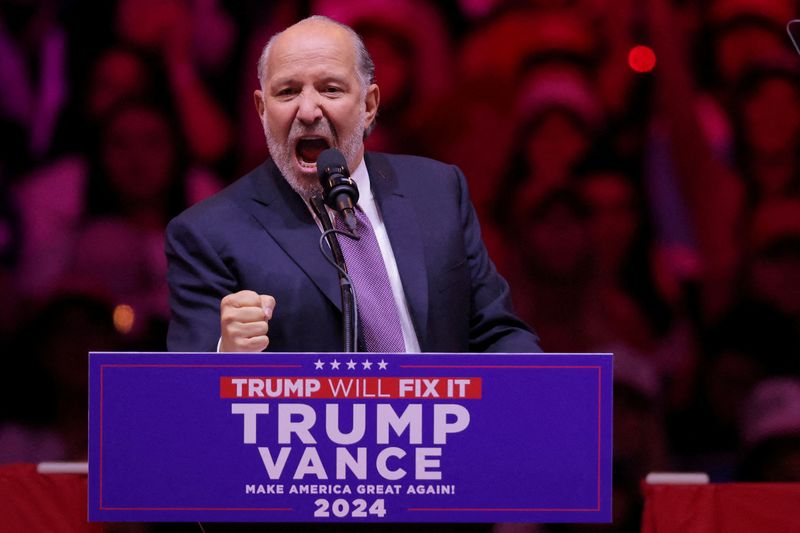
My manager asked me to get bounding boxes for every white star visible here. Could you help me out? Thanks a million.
[313,359,325,370]
[346,359,357,370]
[377,359,388,370]
[330,359,341,370]
[362,359,373,370]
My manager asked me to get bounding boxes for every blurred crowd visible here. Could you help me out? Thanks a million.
[1,0,800,530]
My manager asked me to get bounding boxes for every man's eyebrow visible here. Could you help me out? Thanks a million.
[269,76,298,87]
[270,72,353,87]
[318,73,350,82]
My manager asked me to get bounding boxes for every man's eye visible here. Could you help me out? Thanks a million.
[276,88,296,96]
[324,86,342,94]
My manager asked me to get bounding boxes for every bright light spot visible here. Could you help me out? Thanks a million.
[113,304,135,334]
[628,45,656,73]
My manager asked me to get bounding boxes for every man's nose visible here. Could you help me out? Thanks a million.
[296,90,323,125]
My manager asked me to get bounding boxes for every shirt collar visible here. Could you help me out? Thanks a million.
[350,157,372,204]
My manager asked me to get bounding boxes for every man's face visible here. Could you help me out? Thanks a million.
[254,21,379,198]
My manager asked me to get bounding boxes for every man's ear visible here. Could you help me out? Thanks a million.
[254,89,266,120]
[364,84,380,130]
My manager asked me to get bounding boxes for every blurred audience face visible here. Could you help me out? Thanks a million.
[716,23,787,83]
[742,76,800,161]
[525,109,590,186]
[750,242,800,316]
[102,104,176,206]
[614,385,655,466]
[359,29,413,115]
[21,294,123,402]
[115,0,189,49]
[254,19,379,198]
[580,172,638,276]
[42,300,121,394]
[706,351,765,429]
[88,49,150,119]
[518,193,591,281]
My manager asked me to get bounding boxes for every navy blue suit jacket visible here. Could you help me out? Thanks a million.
[165,152,540,353]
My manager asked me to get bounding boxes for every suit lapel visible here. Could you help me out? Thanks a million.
[367,153,429,346]
[245,160,342,312]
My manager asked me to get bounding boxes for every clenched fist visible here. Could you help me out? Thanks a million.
[220,290,276,352]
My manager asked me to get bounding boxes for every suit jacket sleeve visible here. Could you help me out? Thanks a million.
[165,214,237,352]
[454,166,542,353]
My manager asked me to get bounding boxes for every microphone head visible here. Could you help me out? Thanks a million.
[317,148,359,208]
[316,148,349,179]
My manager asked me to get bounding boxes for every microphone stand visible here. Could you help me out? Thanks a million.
[310,196,358,352]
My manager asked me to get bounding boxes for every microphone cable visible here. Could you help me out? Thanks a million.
[318,227,360,352]
[311,195,361,352]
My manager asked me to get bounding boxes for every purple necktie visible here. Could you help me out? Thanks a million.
[334,207,406,352]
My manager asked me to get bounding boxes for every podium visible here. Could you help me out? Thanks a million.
[88,352,612,524]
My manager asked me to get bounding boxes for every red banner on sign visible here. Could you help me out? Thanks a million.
[220,377,482,399]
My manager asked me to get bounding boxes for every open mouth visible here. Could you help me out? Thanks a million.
[295,137,330,171]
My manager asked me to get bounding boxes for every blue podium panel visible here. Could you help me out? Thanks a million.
[88,352,612,523]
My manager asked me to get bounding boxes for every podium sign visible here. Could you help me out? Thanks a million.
[88,352,612,523]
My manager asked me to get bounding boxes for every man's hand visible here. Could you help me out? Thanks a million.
[220,290,276,352]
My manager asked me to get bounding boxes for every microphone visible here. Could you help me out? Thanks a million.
[317,148,359,233]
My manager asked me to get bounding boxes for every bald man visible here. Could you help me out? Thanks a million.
[165,16,540,354]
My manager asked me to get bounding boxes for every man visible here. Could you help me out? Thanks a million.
[165,16,540,354]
